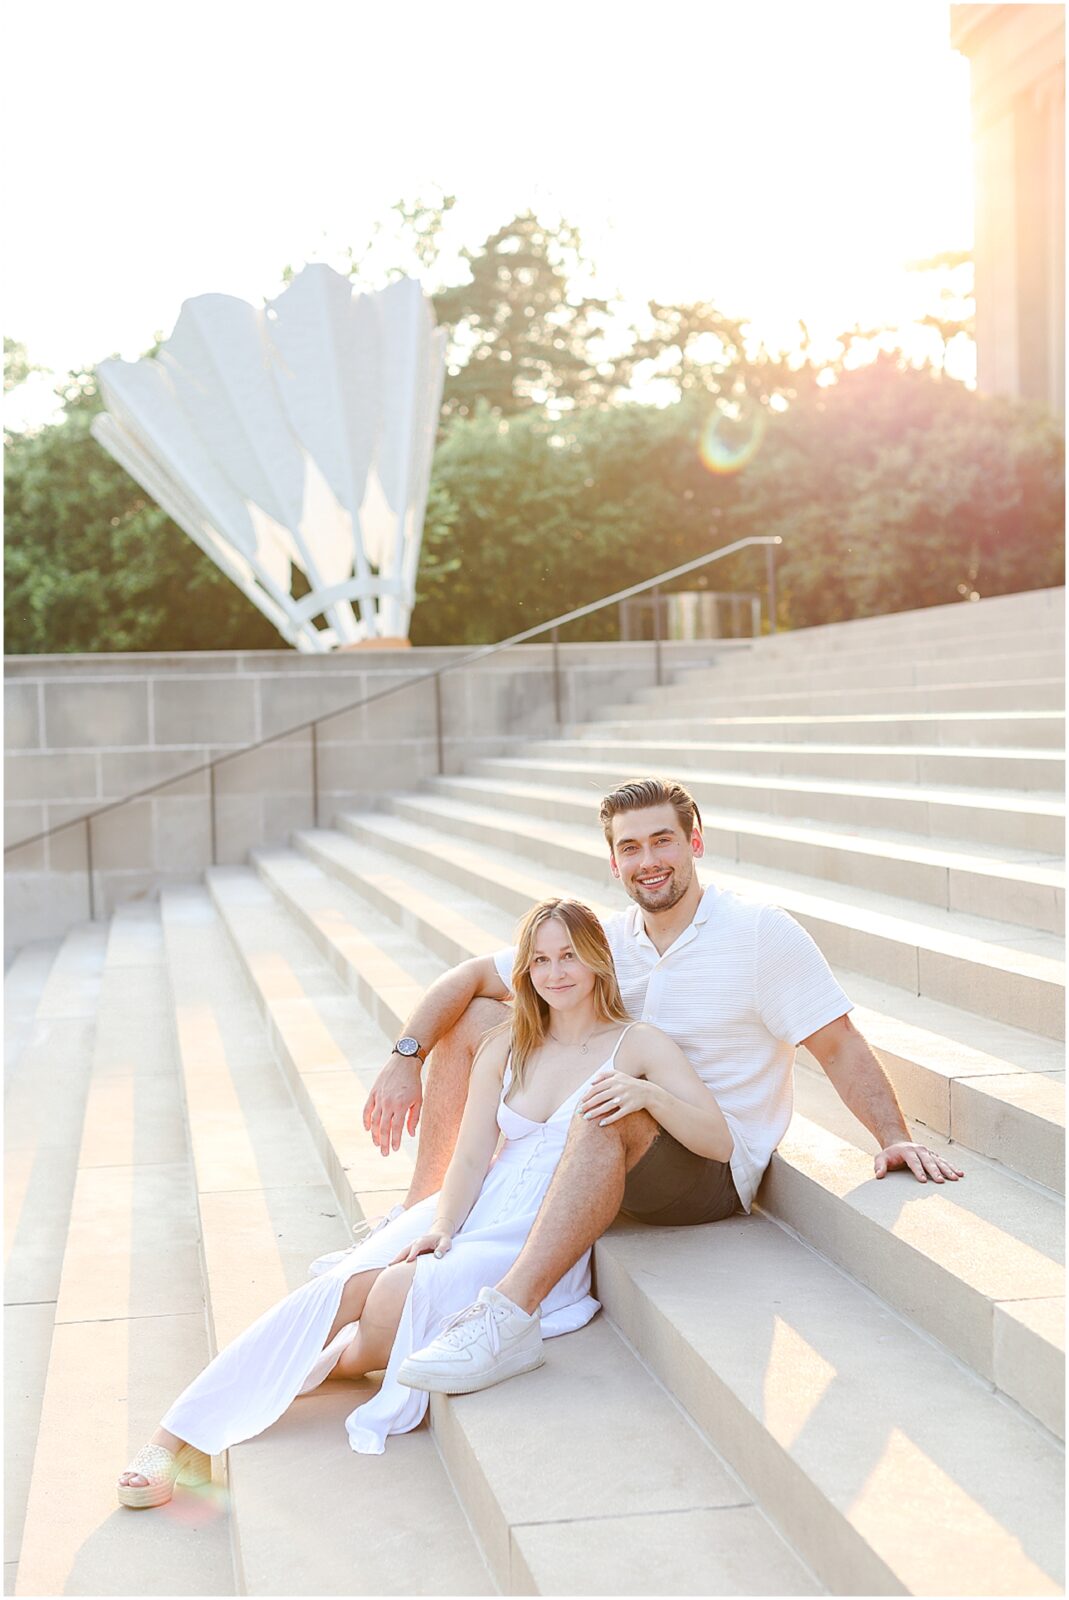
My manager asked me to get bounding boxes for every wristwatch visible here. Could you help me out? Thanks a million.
[393,1036,427,1063]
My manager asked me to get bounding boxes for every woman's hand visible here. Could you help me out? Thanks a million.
[580,1068,649,1126]
[391,1230,452,1264]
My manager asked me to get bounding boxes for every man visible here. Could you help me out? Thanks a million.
[363,777,963,1393]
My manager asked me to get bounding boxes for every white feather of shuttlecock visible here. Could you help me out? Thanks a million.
[91,267,447,650]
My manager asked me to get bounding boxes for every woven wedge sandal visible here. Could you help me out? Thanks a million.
[117,1441,211,1509]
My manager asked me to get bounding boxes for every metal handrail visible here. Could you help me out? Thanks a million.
[6,535,781,914]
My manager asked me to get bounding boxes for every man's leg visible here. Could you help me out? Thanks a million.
[403,997,509,1206]
[395,1109,659,1396]
[497,1108,659,1312]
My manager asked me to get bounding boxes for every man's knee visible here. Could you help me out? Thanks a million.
[569,1104,658,1166]
[437,996,510,1066]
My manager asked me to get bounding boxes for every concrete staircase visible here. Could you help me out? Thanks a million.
[5,587,1064,1595]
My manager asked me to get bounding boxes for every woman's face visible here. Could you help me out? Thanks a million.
[527,917,596,1013]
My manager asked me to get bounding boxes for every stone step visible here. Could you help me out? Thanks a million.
[246,845,440,1031]
[827,970,1064,1196]
[224,825,1062,1587]
[594,1215,1064,1595]
[573,709,1067,750]
[449,755,1067,856]
[205,864,416,1228]
[14,904,234,1598]
[4,925,106,1596]
[733,639,1066,680]
[774,1071,1064,1437]
[381,785,1065,1039]
[603,677,1066,720]
[314,812,1064,1431]
[370,789,1065,939]
[774,587,1062,629]
[3,940,61,1075]
[521,736,1064,794]
[208,864,825,1600]
[746,620,1064,657]
[341,806,1064,1190]
[160,883,493,1596]
[640,646,1065,699]
[211,859,823,1594]
[428,1314,820,1595]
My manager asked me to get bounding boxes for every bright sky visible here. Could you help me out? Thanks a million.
[4,0,974,427]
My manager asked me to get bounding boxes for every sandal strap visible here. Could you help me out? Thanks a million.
[124,1443,177,1483]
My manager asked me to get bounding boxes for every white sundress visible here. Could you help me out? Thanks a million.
[161,1029,633,1456]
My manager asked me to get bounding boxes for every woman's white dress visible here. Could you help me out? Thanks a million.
[160,1039,627,1456]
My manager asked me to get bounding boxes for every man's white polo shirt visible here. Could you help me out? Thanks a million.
[492,882,852,1212]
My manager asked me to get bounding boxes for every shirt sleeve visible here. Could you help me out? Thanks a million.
[754,905,852,1046]
[493,947,517,995]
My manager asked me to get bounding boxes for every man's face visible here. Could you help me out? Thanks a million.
[608,803,703,913]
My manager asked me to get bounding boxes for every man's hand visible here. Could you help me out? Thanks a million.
[875,1141,964,1184]
[363,1055,423,1156]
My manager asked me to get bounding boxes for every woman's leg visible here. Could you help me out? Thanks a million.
[322,1268,384,1346]
[121,1267,388,1488]
[331,1261,418,1378]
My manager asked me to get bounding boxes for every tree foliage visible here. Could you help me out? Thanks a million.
[4,337,40,396]
[4,210,1064,656]
[433,212,629,416]
[4,373,281,654]
[411,363,1064,645]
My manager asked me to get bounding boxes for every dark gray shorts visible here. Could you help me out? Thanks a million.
[621,1129,740,1226]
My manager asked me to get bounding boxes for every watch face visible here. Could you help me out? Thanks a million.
[396,1037,420,1056]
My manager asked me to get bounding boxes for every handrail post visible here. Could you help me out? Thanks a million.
[311,721,320,829]
[4,536,785,875]
[434,673,445,774]
[85,815,95,922]
[551,626,562,727]
[652,585,663,687]
[765,542,778,634]
[209,763,218,865]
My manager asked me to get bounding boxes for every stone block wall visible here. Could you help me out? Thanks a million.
[4,640,733,951]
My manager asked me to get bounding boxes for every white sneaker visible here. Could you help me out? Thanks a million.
[307,1204,405,1277]
[397,1287,544,1394]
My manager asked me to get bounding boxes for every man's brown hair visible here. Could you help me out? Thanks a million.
[598,777,703,849]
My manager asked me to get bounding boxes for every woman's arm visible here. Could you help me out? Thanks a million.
[393,1030,509,1262]
[580,1024,733,1162]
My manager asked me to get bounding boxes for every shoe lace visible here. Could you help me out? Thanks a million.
[436,1301,499,1354]
[350,1215,385,1245]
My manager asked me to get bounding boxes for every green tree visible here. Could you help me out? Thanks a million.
[433,212,630,417]
[411,396,751,645]
[4,370,281,654]
[726,356,1064,626]
[4,337,40,396]
[411,360,1064,644]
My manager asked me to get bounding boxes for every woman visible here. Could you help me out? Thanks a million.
[118,897,731,1504]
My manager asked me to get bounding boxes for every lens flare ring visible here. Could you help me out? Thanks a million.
[699,399,767,475]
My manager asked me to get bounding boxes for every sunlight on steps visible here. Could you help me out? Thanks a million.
[5,588,1064,1596]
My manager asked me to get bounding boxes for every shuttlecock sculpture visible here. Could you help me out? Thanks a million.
[91,267,447,651]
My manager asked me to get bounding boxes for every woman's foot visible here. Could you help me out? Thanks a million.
[117,1427,211,1508]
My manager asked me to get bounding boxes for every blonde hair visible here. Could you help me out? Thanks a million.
[598,777,703,848]
[505,898,628,1090]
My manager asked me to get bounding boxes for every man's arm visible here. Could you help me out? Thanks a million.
[802,1013,964,1184]
[362,955,510,1156]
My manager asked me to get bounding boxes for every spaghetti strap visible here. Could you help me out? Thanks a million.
[606,1023,637,1068]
